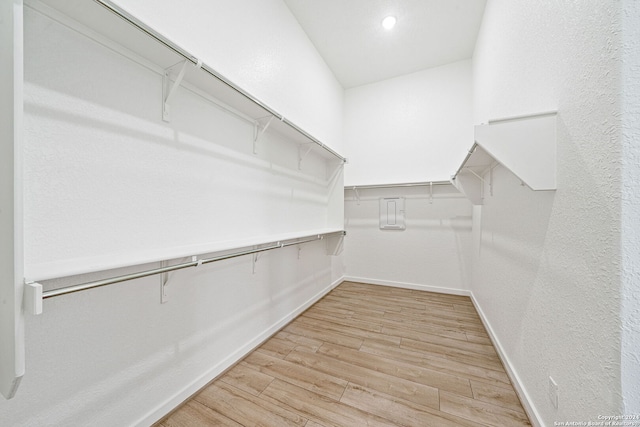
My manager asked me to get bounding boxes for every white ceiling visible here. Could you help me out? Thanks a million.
[283,0,487,89]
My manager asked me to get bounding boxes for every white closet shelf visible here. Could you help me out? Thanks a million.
[31,0,345,163]
[25,228,346,283]
[452,111,558,205]
[344,180,452,190]
[24,229,346,315]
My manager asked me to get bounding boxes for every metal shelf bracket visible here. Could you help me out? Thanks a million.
[253,115,275,154]
[352,187,361,205]
[429,181,434,204]
[163,59,202,122]
[298,144,314,170]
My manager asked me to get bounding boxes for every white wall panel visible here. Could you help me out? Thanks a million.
[344,186,472,293]
[22,6,339,278]
[344,60,473,185]
[0,3,344,425]
[110,0,344,154]
[472,0,627,424]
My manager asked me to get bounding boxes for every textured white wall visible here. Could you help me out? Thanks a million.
[344,186,473,294]
[110,0,344,154]
[621,0,640,414]
[0,2,344,425]
[344,60,473,185]
[472,0,627,424]
[22,3,341,279]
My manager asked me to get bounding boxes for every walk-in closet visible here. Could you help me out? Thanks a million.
[1,1,638,426]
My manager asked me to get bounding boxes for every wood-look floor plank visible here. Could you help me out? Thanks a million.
[282,321,364,349]
[257,337,299,359]
[382,311,490,336]
[340,382,479,427]
[261,379,396,427]
[384,325,499,357]
[317,342,474,398]
[440,391,531,426]
[162,401,243,427]
[257,331,323,359]
[378,316,471,341]
[471,380,528,413]
[326,292,428,312]
[360,338,513,388]
[195,382,307,427]
[219,362,274,396]
[295,314,402,346]
[158,281,530,426]
[285,348,441,410]
[300,310,383,333]
[310,300,386,318]
[401,337,506,372]
[242,351,348,401]
[466,332,494,345]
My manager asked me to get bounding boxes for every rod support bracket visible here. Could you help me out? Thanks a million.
[253,115,275,154]
[162,59,190,122]
[24,282,43,315]
[353,187,361,205]
[252,252,260,274]
[298,144,314,170]
[429,181,434,204]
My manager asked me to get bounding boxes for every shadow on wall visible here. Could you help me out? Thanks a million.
[20,246,331,426]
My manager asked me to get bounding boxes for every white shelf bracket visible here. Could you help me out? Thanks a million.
[353,187,361,205]
[160,260,169,304]
[326,233,344,256]
[462,167,487,184]
[429,181,434,204]
[253,115,275,154]
[489,162,498,196]
[298,144,313,170]
[297,245,302,260]
[326,159,344,182]
[23,282,43,316]
[252,252,260,274]
[162,59,192,122]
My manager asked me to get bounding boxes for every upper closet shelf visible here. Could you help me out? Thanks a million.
[33,0,346,163]
[451,111,558,205]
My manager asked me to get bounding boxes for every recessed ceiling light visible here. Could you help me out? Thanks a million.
[382,16,396,30]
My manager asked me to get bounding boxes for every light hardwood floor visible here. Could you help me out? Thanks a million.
[158,281,531,426]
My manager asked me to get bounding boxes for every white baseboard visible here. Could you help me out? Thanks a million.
[343,275,471,297]
[138,276,542,427]
[469,293,543,427]
[135,276,344,427]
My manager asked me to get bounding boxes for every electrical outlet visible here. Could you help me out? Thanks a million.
[549,376,558,408]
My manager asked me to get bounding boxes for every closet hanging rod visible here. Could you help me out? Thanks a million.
[345,181,451,190]
[38,231,345,300]
[93,0,346,164]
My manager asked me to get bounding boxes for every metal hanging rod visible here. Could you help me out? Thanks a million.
[93,0,346,164]
[345,181,452,190]
[25,231,345,306]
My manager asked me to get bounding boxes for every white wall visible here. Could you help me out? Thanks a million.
[472,0,629,424]
[0,1,345,425]
[344,60,473,185]
[110,0,344,154]
[344,185,472,294]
